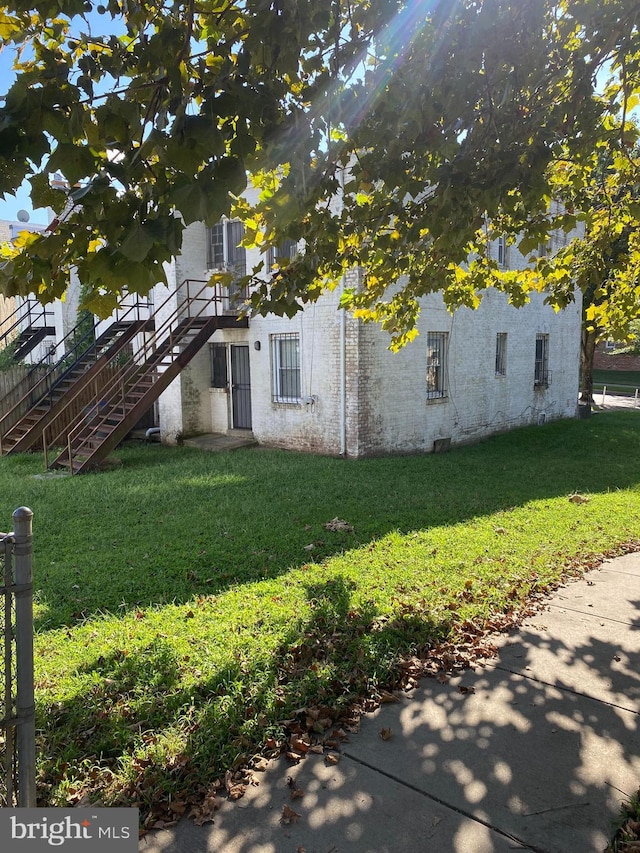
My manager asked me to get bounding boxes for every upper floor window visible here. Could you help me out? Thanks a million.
[268,239,298,268]
[207,221,246,277]
[497,235,508,268]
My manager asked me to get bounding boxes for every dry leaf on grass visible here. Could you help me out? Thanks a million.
[323,517,354,533]
[568,492,590,504]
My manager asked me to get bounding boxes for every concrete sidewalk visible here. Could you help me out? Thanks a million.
[141,554,640,853]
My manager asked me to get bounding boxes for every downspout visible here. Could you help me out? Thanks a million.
[338,165,347,456]
[339,275,346,456]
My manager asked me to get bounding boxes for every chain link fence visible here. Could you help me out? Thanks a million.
[1,507,35,807]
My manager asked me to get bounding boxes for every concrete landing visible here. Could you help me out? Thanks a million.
[182,432,257,452]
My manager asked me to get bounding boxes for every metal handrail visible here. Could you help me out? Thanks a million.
[0,299,54,352]
[0,301,149,450]
[52,280,225,467]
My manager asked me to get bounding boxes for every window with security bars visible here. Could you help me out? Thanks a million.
[534,333,550,387]
[271,333,301,403]
[497,235,508,268]
[426,332,448,399]
[210,343,228,389]
[495,332,507,376]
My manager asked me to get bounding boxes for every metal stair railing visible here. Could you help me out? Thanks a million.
[25,332,142,460]
[51,279,225,471]
[0,299,55,353]
[0,300,149,453]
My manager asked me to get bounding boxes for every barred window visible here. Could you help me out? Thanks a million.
[534,333,550,387]
[495,332,507,376]
[497,235,508,268]
[210,343,228,389]
[426,332,448,400]
[271,333,301,403]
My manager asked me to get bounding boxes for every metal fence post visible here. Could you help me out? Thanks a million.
[12,506,35,807]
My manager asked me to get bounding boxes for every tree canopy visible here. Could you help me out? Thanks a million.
[0,0,639,334]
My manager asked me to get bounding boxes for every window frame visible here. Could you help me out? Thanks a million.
[207,220,246,277]
[497,235,508,268]
[495,332,507,376]
[268,238,298,269]
[426,331,448,400]
[534,333,550,387]
[271,332,302,404]
[210,342,228,389]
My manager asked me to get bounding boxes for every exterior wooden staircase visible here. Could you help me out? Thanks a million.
[0,305,149,455]
[49,280,247,474]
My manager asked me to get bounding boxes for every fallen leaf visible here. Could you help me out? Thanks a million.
[379,690,399,703]
[379,727,393,741]
[303,543,315,551]
[189,793,218,826]
[325,752,340,765]
[323,517,354,533]
[568,492,590,504]
[494,526,507,535]
[458,685,475,695]
[290,736,310,754]
[281,804,301,825]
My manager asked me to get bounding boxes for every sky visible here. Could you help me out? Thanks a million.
[0,8,118,226]
[0,51,45,224]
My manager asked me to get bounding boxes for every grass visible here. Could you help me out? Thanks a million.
[593,368,640,391]
[607,787,640,851]
[2,410,640,823]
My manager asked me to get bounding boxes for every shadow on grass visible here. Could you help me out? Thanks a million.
[37,577,451,818]
[3,410,639,630]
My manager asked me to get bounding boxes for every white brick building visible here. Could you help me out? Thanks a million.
[156,220,582,457]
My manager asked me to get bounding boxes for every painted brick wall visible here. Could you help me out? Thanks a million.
[354,288,580,456]
[156,218,582,455]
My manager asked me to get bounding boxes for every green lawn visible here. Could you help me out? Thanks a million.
[2,411,640,824]
[593,368,640,391]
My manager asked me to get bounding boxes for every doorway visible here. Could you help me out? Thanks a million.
[230,345,252,429]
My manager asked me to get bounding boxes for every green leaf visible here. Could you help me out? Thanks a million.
[46,144,96,185]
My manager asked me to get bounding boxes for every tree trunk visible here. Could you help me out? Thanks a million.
[579,327,597,411]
